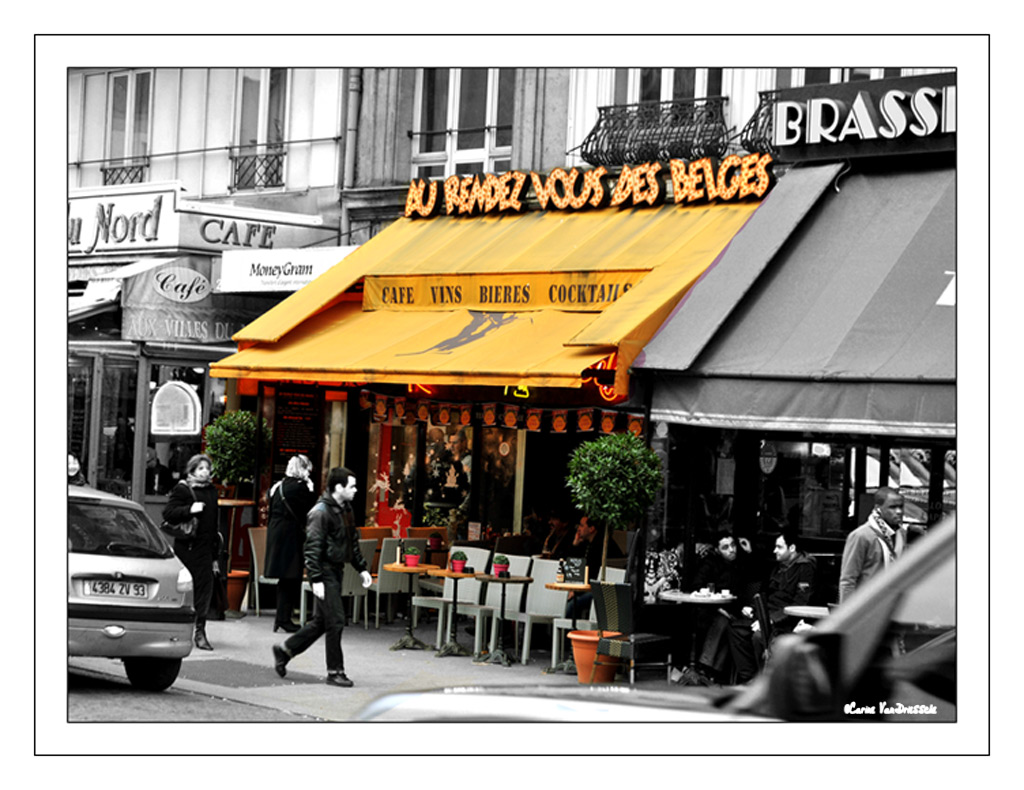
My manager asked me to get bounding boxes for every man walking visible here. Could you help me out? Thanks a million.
[272,467,371,687]
[838,487,906,603]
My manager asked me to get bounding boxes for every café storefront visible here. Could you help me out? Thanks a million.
[67,182,338,524]
[633,73,957,601]
[210,154,776,541]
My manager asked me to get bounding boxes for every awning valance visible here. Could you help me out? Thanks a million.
[213,199,760,392]
[640,165,956,437]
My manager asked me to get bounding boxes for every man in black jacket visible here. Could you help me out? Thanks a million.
[727,527,816,683]
[272,467,371,687]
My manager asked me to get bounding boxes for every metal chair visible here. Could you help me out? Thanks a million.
[364,538,427,629]
[246,526,276,617]
[549,567,625,670]
[591,581,673,685]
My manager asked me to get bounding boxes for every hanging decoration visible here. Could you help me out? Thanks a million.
[601,411,618,433]
[393,397,406,420]
[437,403,452,425]
[503,404,520,428]
[627,413,645,436]
[359,390,373,410]
[458,404,472,426]
[552,409,568,433]
[373,394,389,422]
[482,403,497,426]
[577,408,595,432]
[416,400,431,422]
[526,409,543,431]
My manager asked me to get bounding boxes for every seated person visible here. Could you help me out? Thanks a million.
[727,527,816,684]
[565,515,622,619]
[685,531,758,684]
[540,506,575,559]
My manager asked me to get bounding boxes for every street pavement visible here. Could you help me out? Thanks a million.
[68,605,634,722]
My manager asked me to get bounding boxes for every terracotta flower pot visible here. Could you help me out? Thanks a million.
[492,564,509,575]
[404,554,420,567]
[568,629,622,684]
[451,559,466,573]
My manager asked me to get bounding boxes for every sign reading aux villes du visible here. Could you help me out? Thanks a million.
[404,153,775,219]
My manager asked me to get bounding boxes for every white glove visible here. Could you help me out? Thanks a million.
[190,502,205,514]
[312,581,325,600]
[360,571,372,589]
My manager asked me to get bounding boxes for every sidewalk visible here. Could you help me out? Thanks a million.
[70,606,634,722]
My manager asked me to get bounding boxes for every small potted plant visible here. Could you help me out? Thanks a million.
[492,554,510,575]
[450,550,468,573]
[404,545,421,567]
[428,531,443,551]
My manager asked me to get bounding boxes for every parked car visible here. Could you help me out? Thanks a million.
[357,516,955,722]
[67,485,195,691]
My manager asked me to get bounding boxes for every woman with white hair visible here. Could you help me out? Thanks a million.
[265,455,317,632]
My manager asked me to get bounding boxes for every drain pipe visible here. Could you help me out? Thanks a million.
[340,68,362,242]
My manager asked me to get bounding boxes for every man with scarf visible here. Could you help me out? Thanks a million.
[839,487,907,603]
[272,466,372,687]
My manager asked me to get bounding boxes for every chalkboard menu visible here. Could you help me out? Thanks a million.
[563,557,587,584]
[272,387,321,477]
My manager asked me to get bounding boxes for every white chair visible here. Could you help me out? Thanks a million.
[411,546,491,650]
[300,538,377,625]
[459,554,532,658]
[364,538,427,629]
[246,526,277,617]
[549,566,626,669]
[509,558,566,665]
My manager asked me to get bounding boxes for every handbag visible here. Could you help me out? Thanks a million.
[161,483,200,541]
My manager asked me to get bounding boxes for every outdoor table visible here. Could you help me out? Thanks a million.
[659,590,737,681]
[783,605,830,620]
[542,581,591,675]
[383,562,440,650]
[427,568,481,657]
[477,574,533,666]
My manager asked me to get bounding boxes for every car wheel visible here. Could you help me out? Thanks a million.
[123,657,182,691]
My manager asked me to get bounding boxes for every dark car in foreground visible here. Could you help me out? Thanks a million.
[356,516,955,722]
[68,485,195,690]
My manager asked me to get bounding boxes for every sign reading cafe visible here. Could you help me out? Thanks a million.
[404,154,775,219]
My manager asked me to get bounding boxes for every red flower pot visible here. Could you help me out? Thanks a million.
[492,564,509,575]
[451,559,466,573]
[404,554,420,567]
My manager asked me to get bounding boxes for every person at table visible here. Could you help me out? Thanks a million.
[565,515,623,619]
[272,466,372,688]
[727,527,816,683]
[162,454,220,651]
[686,531,758,684]
[265,454,318,633]
[838,486,907,604]
[540,506,575,559]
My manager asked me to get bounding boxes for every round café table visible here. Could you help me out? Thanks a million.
[659,590,737,681]
[383,562,440,651]
[542,581,591,674]
[783,605,830,620]
[427,568,481,657]
[476,574,533,666]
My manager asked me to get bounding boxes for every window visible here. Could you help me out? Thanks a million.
[233,68,288,190]
[104,70,152,184]
[412,68,516,179]
[613,68,725,103]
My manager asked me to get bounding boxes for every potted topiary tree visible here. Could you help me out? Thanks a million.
[203,410,272,497]
[564,431,663,683]
[492,554,510,575]
[450,550,468,573]
[404,545,421,567]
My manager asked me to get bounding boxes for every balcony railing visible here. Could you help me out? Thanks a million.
[738,90,780,158]
[102,160,149,186]
[579,97,730,166]
[230,148,286,191]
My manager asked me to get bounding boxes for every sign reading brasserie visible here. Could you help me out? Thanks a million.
[404,153,775,219]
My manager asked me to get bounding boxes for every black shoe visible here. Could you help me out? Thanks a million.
[272,644,290,677]
[325,672,354,687]
[273,621,300,633]
[194,628,213,651]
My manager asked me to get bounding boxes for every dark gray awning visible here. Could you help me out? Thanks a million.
[638,165,956,438]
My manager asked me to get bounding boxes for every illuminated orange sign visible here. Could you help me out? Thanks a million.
[405,155,774,219]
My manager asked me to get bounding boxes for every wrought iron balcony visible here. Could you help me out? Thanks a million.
[231,149,286,191]
[102,160,148,186]
[579,96,730,166]
[739,89,780,159]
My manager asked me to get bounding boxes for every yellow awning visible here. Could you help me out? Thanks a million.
[213,200,759,392]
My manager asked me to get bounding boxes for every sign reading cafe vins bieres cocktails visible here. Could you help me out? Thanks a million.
[404,154,775,219]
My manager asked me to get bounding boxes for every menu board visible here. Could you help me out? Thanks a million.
[272,387,320,477]
[563,557,587,584]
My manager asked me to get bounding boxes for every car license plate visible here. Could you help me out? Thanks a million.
[85,580,149,599]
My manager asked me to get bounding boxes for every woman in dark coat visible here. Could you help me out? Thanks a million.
[265,454,317,632]
[162,453,220,650]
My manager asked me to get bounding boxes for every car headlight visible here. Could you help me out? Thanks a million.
[177,566,193,593]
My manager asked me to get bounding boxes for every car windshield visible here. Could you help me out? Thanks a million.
[68,501,173,558]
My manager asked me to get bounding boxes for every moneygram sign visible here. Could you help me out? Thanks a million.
[768,72,955,162]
